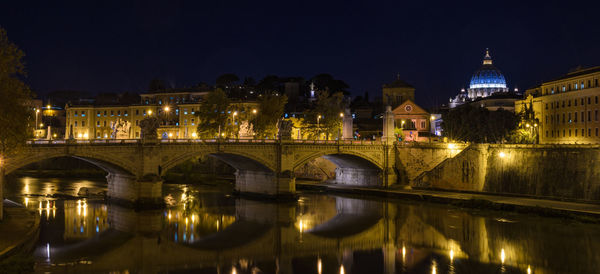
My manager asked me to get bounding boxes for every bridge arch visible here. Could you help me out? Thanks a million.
[5,151,136,177]
[293,151,384,186]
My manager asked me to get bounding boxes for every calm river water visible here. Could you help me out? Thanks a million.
[4,177,600,273]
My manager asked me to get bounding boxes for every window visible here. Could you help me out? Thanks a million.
[562,113,565,123]
[82,121,85,127]
[124,110,128,116]
[568,100,571,107]
[184,119,188,126]
[562,86,566,92]
[597,128,599,137]
[575,83,578,90]
[97,111,100,117]
[582,81,585,89]
[596,96,598,104]
[596,79,599,87]
[575,99,578,106]
[545,103,548,109]
[74,121,78,127]
[103,121,107,127]
[135,132,140,138]
[136,109,139,115]
[569,129,571,137]
[562,101,565,108]
[158,100,162,105]
[551,130,554,137]
[575,130,578,137]
[74,111,78,117]
[111,110,114,116]
[135,120,139,126]
[81,111,86,117]
[184,109,188,115]
[546,131,548,137]
[582,128,585,136]
[582,112,585,122]
[568,84,571,91]
[589,97,592,104]
[575,113,578,123]
[420,121,426,128]
[545,115,548,124]
[563,129,565,137]
[582,98,585,105]
[588,111,591,121]
[587,80,591,88]
[97,121,100,127]
[596,110,599,121]
[589,128,592,137]
[551,88,555,94]
[191,118,195,126]
[104,110,107,116]
[568,113,571,123]
[117,110,121,116]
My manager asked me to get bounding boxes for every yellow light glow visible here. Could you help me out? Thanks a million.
[47,105,51,109]
[191,132,197,138]
[148,110,153,115]
[83,133,89,139]
[77,133,83,138]
[168,133,173,138]
[402,245,406,259]
[449,249,454,261]
[501,248,506,264]
[499,152,506,158]
[318,258,322,274]
[447,143,456,149]
[231,267,237,274]
[340,265,345,274]
[40,123,44,127]
[36,109,40,113]
[233,111,238,116]
[318,115,322,119]
[164,106,170,112]
[401,120,405,124]
[526,123,530,128]
[252,109,257,114]
[430,115,435,120]
[527,265,531,274]
[534,123,538,127]
[53,134,57,137]
[339,112,344,117]
[221,133,225,137]
[24,197,29,207]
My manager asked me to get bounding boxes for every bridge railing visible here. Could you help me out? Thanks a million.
[26,138,389,146]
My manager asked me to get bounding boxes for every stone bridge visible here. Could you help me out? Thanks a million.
[1,139,465,207]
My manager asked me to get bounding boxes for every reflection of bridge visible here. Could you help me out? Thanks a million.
[37,196,586,273]
[2,140,464,206]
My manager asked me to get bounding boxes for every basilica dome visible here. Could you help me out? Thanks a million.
[467,49,508,99]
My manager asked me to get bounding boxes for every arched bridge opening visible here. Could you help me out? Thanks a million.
[162,152,287,197]
[295,153,384,187]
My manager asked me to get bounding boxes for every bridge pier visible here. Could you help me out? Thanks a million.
[235,170,296,199]
[0,168,4,220]
[106,173,163,207]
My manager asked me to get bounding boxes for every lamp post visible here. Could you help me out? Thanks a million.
[317,115,321,140]
[338,112,344,141]
[35,109,40,138]
[232,111,238,139]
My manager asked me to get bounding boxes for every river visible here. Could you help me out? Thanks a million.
[4,177,600,273]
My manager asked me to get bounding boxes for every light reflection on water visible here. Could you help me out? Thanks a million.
[4,177,600,273]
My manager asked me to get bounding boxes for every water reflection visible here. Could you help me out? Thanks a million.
[4,177,600,273]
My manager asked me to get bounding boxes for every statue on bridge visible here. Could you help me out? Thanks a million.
[110,118,132,139]
[238,120,254,139]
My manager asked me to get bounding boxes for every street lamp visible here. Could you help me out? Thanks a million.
[252,109,257,114]
[317,115,322,140]
[232,111,238,139]
[148,110,153,116]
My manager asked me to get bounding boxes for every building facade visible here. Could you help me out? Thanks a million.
[382,77,415,109]
[65,91,258,140]
[392,100,431,142]
[515,66,600,144]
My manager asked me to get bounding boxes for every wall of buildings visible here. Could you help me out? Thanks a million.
[413,144,600,201]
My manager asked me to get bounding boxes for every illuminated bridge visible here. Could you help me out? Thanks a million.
[2,139,464,205]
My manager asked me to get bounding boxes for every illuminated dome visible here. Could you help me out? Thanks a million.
[467,49,508,99]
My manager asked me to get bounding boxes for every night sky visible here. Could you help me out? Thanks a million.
[1,0,599,107]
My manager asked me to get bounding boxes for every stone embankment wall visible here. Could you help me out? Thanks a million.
[413,144,600,201]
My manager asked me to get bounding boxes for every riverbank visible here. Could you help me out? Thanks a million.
[297,182,600,222]
[0,200,40,272]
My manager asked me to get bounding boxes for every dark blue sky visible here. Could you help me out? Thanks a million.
[1,0,599,107]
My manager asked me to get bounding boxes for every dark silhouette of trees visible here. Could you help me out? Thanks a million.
[251,94,287,139]
[195,89,231,138]
[442,105,518,143]
[148,77,166,92]
[215,73,240,88]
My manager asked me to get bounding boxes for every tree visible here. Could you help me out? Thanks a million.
[252,94,288,139]
[509,100,539,143]
[195,89,231,138]
[215,73,240,88]
[442,105,518,143]
[148,77,166,92]
[310,74,350,95]
[256,75,280,94]
[0,27,33,219]
[303,91,345,140]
